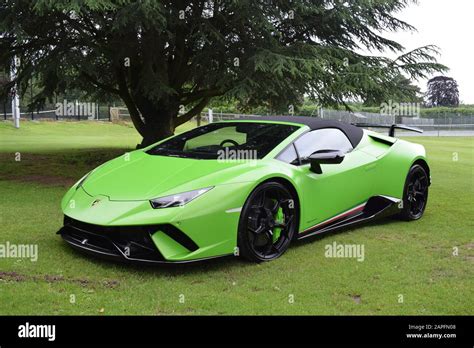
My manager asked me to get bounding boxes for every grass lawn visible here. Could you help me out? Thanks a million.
[0,120,472,315]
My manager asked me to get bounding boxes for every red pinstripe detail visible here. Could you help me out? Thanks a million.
[303,202,367,232]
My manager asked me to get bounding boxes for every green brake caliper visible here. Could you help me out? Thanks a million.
[273,206,284,243]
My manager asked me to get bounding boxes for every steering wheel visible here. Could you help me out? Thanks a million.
[219,139,239,147]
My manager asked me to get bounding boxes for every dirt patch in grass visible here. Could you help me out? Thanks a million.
[0,271,28,282]
[0,271,120,288]
[350,294,362,304]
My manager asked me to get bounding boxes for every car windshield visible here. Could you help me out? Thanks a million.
[146,122,299,159]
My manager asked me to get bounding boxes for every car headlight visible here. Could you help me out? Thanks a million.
[75,171,92,190]
[149,187,213,209]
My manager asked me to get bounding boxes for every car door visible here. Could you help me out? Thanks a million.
[285,128,377,230]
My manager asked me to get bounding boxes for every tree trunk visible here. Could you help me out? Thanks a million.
[131,94,210,148]
[138,111,175,148]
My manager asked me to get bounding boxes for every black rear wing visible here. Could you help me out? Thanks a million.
[352,123,423,137]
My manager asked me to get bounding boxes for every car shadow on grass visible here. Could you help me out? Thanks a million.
[0,148,132,184]
[56,240,249,277]
[55,215,408,277]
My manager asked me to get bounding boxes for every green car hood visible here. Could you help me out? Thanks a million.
[81,151,250,201]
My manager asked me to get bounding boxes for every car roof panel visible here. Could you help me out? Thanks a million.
[225,116,364,148]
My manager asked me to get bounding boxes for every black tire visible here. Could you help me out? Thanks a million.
[398,164,429,221]
[237,182,297,262]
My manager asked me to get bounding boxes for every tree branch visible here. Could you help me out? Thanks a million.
[180,88,223,104]
[80,72,120,95]
[174,97,210,126]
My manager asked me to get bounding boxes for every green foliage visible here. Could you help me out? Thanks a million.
[426,76,460,107]
[1,0,446,144]
[419,106,474,118]
[362,74,423,106]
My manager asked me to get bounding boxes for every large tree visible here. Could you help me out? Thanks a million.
[426,76,460,107]
[1,0,445,146]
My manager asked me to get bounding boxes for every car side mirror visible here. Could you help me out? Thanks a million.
[308,149,345,174]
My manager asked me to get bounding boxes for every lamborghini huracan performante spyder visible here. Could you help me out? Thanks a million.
[58,116,430,263]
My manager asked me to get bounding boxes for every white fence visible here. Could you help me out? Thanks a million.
[3,106,474,136]
[197,110,474,136]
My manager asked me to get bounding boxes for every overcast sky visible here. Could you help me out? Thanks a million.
[383,0,473,104]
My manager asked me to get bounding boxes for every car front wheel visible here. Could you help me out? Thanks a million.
[237,182,297,262]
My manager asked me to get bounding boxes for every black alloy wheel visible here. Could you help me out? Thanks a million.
[238,182,297,262]
[399,164,429,221]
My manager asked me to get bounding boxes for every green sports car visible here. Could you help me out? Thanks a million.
[58,116,430,263]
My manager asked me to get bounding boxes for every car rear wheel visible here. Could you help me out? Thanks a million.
[237,182,297,262]
[398,164,429,221]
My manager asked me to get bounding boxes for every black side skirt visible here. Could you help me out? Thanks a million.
[297,195,401,240]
